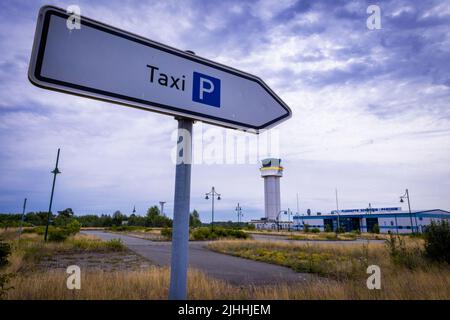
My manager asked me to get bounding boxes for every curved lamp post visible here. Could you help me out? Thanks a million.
[205,187,221,231]
[235,203,243,224]
[400,189,417,234]
[44,148,61,242]
[276,210,287,231]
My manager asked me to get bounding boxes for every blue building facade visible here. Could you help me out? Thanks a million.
[293,208,450,234]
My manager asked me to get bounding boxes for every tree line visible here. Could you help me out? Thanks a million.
[0,206,203,228]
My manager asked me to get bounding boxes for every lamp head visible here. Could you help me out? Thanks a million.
[205,195,209,200]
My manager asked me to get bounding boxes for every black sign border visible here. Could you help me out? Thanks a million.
[29,6,292,131]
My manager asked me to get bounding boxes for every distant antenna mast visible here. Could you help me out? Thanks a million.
[335,188,341,231]
[296,192,300,215]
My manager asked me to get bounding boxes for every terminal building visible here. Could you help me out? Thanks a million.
[293,207,450,234]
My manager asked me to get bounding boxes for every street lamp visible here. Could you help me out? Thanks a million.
[18,198,27,240]
[286,208,292,231]
[276,210,287,231]
[235,203,243,224]
[44,148,61,242]
[400,189,417,234]
[205,187,221,231]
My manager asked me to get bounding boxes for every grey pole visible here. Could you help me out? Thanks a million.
[211,187,215,231]
[236,203,242,224]
[401,189,414,234]
[335,188,340,232]
[394,214,399,235]
[205,187,220,231]
[44,148,61,242]
[18,198,27,239]
[288,208,291,232]
[406,189,417,234]
[169,118,193,300]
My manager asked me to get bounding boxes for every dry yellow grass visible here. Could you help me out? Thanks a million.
[247,230,390,241]
[6,267,241,300]
[6,265,449,300]
[3,230,449,300]
[253,267,450,299]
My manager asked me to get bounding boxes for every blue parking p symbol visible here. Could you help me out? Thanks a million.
[192,72,221,108]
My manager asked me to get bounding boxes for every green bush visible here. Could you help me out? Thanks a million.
[161,227,172,240]
[324,224,332,232]
[22,226,45,234]
[65,220,81,235]
[311,228,320,233]
[48,228,68,242]
[303,224,310,233]
[105,239,125,251]
[423,220,450,264]
[385,233,424,269]
[372,224,380,234]
[246,224,256,230]
[44,221,80,242]
[0,241,11,267]
[336,226,345,233]
[0,273,14,299]
[108,225,146,232]
[190,227,249,241]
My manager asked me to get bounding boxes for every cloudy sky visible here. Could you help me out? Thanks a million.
[0,0,449,222]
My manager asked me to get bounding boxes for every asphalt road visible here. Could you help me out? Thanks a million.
[84,230,314,285]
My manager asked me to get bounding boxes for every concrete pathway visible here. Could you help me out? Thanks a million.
[84,230,314,285]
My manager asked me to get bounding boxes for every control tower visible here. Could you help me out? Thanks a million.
[260,158,283,221]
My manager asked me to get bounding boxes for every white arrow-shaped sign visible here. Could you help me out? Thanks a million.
[29,6,292,131]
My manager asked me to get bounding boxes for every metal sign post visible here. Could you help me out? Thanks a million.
[169,118,193,300]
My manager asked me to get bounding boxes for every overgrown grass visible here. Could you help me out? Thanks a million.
[288,232,358,241]
[209,240,381,280]
[190,227,249,241]
[208,237,449,284]
[5,267,239,300]
[121,227,251,241]
[1,232,125,275]
[248,230,390,241]
[107,226,153,232]
[2,228,449,300]
[5,265,450,300]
